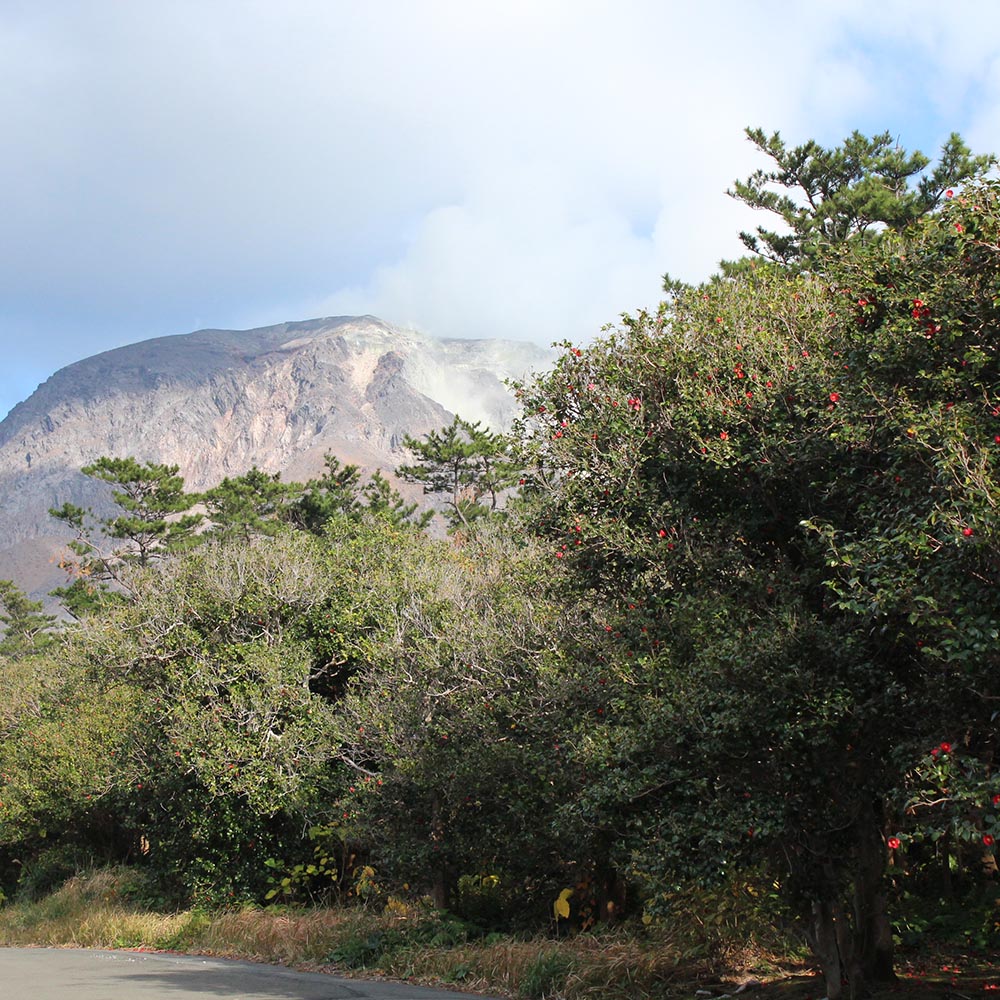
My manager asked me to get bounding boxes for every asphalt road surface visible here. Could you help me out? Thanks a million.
[0,948,501,1000]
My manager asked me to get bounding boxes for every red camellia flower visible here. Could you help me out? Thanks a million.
[946,189,954,198]
[719,431,729,440]
[829,392,840,403]
[984,834,996,847]
[993,793,1000,805]
[962,527,974,537]
[887,837,901,850]
[955,222,964,232]
[940,742,952,753]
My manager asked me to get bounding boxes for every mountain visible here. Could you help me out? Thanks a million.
[0,316,554,599]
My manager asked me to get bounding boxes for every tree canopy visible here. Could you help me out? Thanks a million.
[515,177,1000,998]
[49,457,203,614]
[725,127,994,271]
[398,415,517,532]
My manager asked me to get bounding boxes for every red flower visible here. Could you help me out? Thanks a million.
[955,222,964,232]
[887,837,901,850]
[993,793,1000,805]
[984,834,996,847]
[946,189,954,198]
[719,431,729,440]
[829,392,840,403]
[962,527,974,537]
[657,529,667,538]
[940,742,952,753]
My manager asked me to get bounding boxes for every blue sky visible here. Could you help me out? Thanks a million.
[1,0,999,420]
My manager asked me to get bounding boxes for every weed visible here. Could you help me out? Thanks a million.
[519,949,576,999]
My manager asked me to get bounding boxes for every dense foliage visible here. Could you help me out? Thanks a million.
[513,178,1000,998]
[1,129,997,1000]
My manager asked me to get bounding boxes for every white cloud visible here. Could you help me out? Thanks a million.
[1,0,999,419]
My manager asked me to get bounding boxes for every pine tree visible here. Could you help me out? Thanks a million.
[49,457,202,610]
[203,467,295,541]
[360,470,433,530]
[397,416,518,532]
[724,128,994,270]
[288,456,364,535]
[0,579,57,659]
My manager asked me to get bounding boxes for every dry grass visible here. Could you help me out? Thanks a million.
[193,907,379,966]
[0,868,800,1000]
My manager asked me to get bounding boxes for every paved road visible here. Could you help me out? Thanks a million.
[0,948,501,1000]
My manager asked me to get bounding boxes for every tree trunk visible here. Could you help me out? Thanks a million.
[593,833,627,923]
[805,801,896,1000]
[429,794,455,910]
[807,898,845,1000]
[940,834,954,900]
[852,804,895,988]
[431,872,451,910]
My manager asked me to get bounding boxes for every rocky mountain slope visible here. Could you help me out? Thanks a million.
[0,316,553,598]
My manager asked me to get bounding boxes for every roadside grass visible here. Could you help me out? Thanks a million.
[1,867,995,999]
[0,868,794,998]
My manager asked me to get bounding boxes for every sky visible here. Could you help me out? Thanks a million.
[2,0,999,421]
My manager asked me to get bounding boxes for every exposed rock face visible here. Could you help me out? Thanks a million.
[0,315,553,598]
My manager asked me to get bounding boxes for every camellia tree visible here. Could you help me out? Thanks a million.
[513,180,1000,998]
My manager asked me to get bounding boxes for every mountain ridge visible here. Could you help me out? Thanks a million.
[0,315,553,598]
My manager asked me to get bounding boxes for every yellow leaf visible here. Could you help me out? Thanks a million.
[553,887,573,920]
